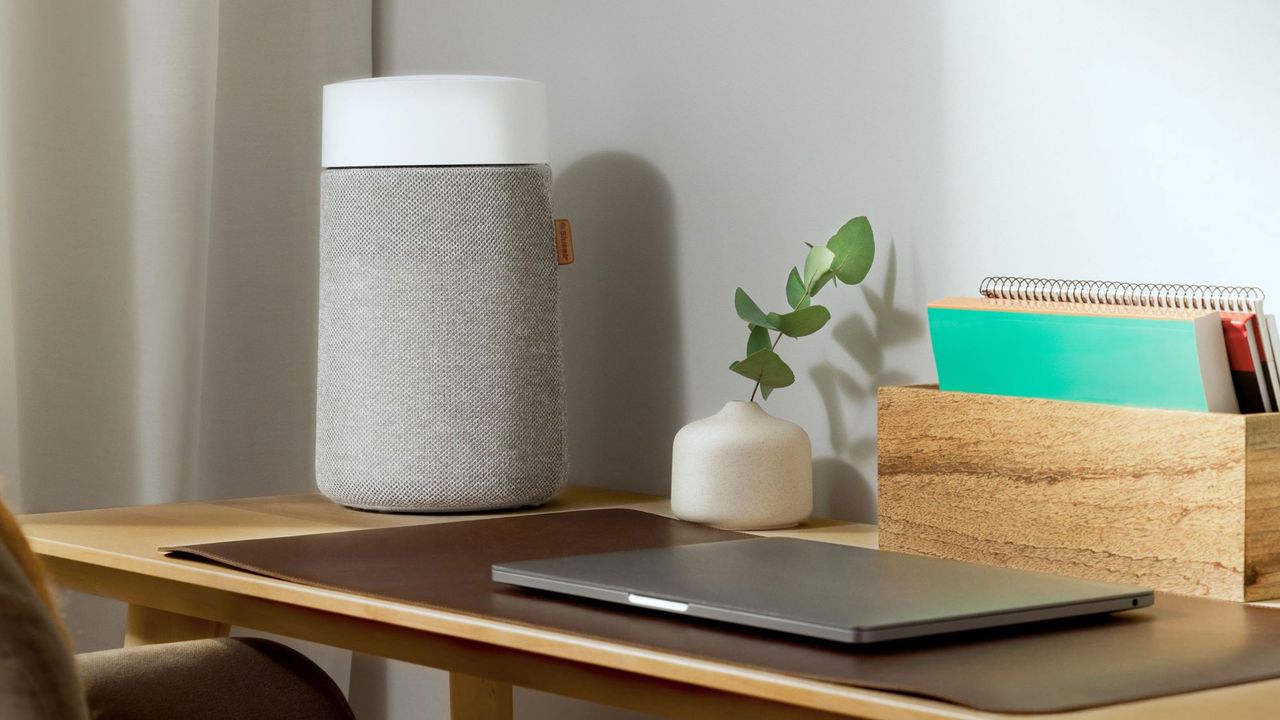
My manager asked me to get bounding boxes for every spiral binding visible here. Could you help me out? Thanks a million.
[978,277,1265,313]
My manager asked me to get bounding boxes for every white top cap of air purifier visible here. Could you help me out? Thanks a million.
[322,75,549,168]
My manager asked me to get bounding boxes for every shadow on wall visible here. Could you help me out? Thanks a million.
[810,239,925,520]
[554,153,682,496]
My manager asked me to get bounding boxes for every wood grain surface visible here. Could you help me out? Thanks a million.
[878,385,1280,601]
[1245,413,1280,600]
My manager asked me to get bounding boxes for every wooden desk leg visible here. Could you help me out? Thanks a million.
[124,604,230,647]
[450,672,513,720]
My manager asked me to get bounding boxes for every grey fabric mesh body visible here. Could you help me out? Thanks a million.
[316,165,567,511]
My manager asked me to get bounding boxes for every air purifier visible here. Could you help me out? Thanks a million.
[316,75,567,511]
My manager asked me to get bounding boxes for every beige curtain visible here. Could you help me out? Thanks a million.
[0,0,370,673]
[0,0,371,513]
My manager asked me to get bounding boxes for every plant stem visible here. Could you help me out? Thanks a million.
[749,276,819,402]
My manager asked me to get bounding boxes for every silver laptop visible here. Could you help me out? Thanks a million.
[491,538,1153,643]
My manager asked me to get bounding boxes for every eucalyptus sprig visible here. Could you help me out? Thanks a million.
[730,216,874,401]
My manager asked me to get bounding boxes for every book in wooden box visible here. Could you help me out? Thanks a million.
[877,385,1280,601]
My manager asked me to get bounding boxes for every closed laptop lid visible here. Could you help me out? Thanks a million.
[492,537,1153,643]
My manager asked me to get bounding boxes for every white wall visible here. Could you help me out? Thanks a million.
[369,0,1280,717]
[378,0,1280,518]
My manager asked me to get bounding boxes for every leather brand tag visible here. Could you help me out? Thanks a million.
[554,218,575,265]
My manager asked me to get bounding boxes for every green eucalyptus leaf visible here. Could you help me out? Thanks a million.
[774,304,832,338]
[803,246,836,288]
[760,385,774,400]
[826,216,874,285]
[734,288,777,330]
[810,270,834,295]
[747,325,771,356]
[785,268,811,310]
[729,349,796,389]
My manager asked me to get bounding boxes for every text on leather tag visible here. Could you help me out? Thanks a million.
[554,218,575,265]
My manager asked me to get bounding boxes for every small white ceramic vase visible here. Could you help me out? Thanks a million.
[671,401,812,530]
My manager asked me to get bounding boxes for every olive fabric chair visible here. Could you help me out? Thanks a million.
[0,499,356,720]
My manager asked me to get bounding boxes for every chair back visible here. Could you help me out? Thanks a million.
[0,499,87,719]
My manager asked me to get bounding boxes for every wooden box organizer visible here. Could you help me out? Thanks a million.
[877,385,1280,601]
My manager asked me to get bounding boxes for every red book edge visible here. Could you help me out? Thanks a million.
[1221,312,1272,413]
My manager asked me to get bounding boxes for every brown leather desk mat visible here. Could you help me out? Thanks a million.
[164,509,1280,714]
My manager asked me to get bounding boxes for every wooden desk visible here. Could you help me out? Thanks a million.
[20,486,1280,719]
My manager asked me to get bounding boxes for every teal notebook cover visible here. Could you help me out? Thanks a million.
[929,307,1214,411]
